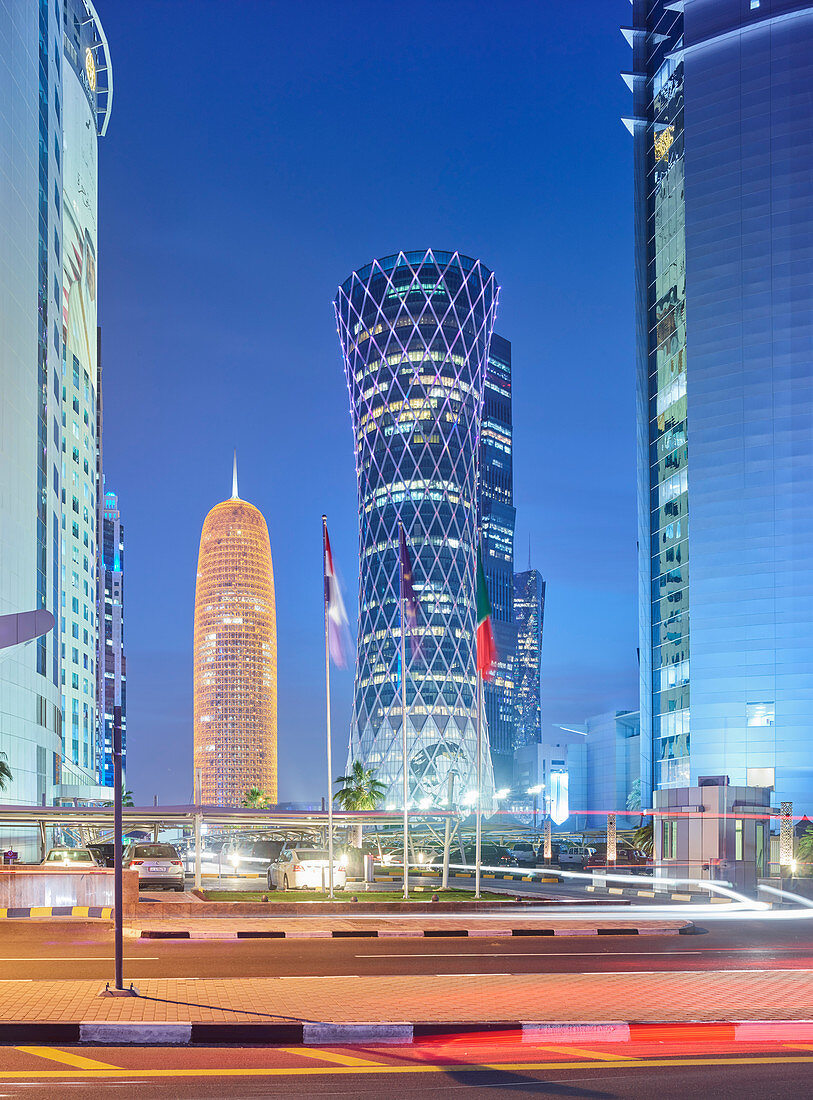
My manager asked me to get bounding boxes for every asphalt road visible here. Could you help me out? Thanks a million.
[0,1041,809,1099]
[1,918,811,980]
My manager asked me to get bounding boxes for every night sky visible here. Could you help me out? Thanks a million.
[97,0,636,805]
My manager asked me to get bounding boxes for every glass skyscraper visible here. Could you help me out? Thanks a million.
[629,0,813,810]
[0,0,112,804]
[513,569,545,748]
[478,334,517,787]
[98,490,126,788]
[336,250,498,811]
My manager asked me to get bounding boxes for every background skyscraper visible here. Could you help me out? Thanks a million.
[193,462,277,806]
[629,0,813,809]
[513,569,545,748]
[336,250,498,811]
[0,0,112,804]
[478,333,517,788]
[98,490,126,787]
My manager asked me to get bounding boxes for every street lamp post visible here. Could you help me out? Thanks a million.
[527,784,544,835]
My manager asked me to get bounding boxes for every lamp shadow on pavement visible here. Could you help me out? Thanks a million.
[443,1067,613,1095]
[131,992,319,1023]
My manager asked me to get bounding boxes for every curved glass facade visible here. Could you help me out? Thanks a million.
[336,250,498,810]
[193,490,277,806]
[631,0,813,810]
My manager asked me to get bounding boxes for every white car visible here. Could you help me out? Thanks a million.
[124,843,185,891]
[41,847,98,868]
[268,848,347,891]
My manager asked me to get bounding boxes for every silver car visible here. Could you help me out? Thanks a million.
[124,843,185,891]
[41,847,98,868]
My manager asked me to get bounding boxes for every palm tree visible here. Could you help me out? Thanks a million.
[797,825,813,875]
[241,787,268,809]
[634,820,654,856]
[102,788,135,808]
[0,752,12,793]
[334,761,386,847]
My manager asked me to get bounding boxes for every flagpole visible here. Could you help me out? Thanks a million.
[399,521,409,901]
[475,671,482,900]
[322,516,334,900]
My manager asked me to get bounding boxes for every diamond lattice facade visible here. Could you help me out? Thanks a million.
[336,250,498,811]
[193,475,277,806]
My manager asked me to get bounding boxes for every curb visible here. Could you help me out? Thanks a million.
[584,885,731,904]
[0,905,113,920]
[1,1018,812,1047]
[138,923,690,940]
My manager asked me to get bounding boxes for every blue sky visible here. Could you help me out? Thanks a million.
[98,0,637,804]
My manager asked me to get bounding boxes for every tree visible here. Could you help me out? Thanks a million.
[102,788,134,808]
[334,761,386,847]
[797,825,813,875]
[241,787,268,809]
[0,752,12,793]
[634,820,654,856]
[626,778,644,828]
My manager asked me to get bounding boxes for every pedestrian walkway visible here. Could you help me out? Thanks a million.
[1,969,811,1027]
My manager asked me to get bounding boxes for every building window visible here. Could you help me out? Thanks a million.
[735,820,743,862]
[746,702,774,727]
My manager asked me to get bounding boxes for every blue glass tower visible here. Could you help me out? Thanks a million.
[336,250,498,811]
[478,334,517,787]
[513,569,545,748]
[628,0,813,810]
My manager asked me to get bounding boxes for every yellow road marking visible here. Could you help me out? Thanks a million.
[0,1054,810,1078]
[15,1047,120,1070]
[280,1047,385,1067]
[535,1045,629,1061]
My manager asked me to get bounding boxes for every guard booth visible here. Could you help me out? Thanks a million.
[653,777,771,891]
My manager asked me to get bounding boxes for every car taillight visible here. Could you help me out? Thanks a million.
[130,860,143,866]
[171,861,182,866]
[292,864,304,872]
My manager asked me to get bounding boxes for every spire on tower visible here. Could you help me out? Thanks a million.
[231,450,239,499]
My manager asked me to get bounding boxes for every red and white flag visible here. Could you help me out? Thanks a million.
[323,519,350,668]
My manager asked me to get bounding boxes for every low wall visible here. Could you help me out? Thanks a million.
[0,868,138,912]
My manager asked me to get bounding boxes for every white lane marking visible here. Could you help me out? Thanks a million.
[355,951,707,958]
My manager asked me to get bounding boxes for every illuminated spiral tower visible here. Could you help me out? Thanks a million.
[336,250,498,811]
[193,458,277,805]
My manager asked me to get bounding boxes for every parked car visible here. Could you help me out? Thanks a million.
[453,844,513,868]
[585,845,652,873]
[379,847,439,868]
[87,842,118,867]
[224,839,284,875]
[41,847,98,868]
[124,842,185,891]
[508,841,538,866]
[267,848,347,891]
[556,845,590,868]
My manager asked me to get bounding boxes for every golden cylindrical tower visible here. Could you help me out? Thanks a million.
[193,461,277,805]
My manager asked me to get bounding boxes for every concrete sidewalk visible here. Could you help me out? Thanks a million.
[1,970,811,1032]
